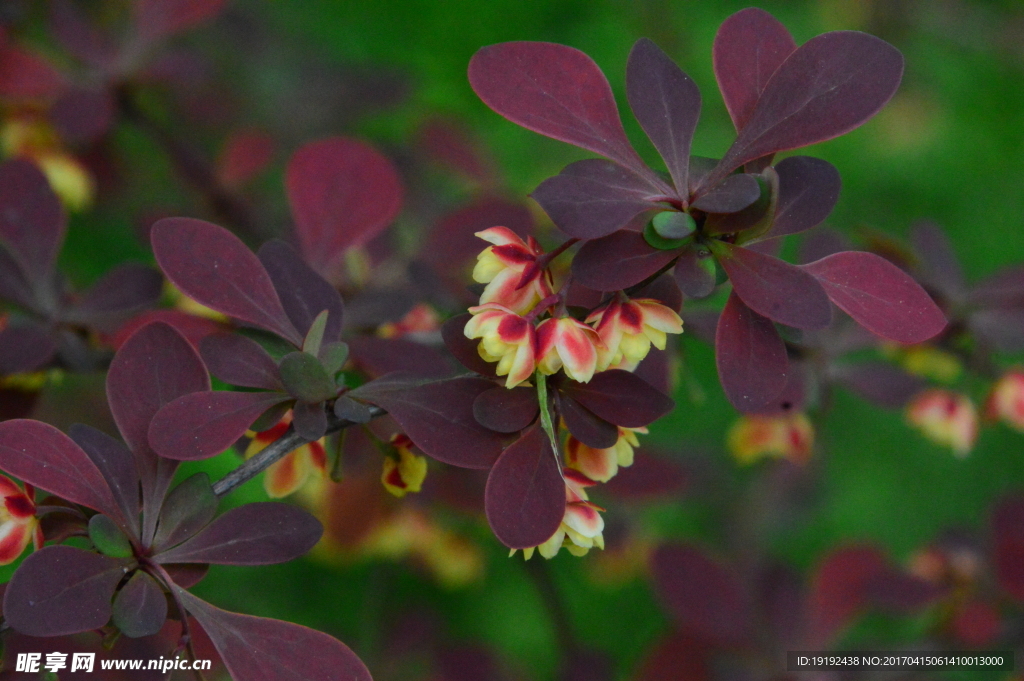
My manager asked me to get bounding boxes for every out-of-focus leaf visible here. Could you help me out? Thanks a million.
[970,306,1024,352]
[149,391,290,461]
[151,218,302,346]
[69,424,140,537]
[803,251,947,343]
[558,370,673,428]
[292,400,328,441]
[351,373,505,469]
[713,7,796,132]
[798,228,850,265]
[65,264,163,326]
[217,129,275,188]
[831,361,926,409]
[992,496,1024,602]
[690,174,761,214]
[865,570,944,613]
[0,243,37,310]
[133,0,228,42]
[806,546,887,646]
[3,545,125,637]
[257,240,344,342]
[472,386,538,433]
[88,514,133,558]
[0,324,57,374]
[715,292,789,412]
[347,336,452,379]
[573,230,678,292]
[910,222,965,300]
[710,241,832,329]
[112,571,167,639]
[49,0,116,68]
[758,156,840,240]
[651,543,751,644]
[109,309,224,351]
[469,42,656,183]
[484,425,565,549]
[279,352,336,403]
[285,137,402,277]
[633,632,710,681]
[201,333,284,391]
[442,313,498,378]
[49,87,116,146]
[531,159,658,239]
[706,32,903,188]
[673,246,717,299]
[0,159,65,280]
[556,391,619,448]
[603,449,688,500]
[155,502,321,566]
[179,589,372,681]
[152,472,218,552]
[626,38,699,194]
[0,46,65,100]
[970,265,1024,307]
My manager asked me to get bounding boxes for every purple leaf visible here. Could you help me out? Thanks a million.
[151,218,302,346]
[163,563,209,589]
[970,306,1024,353]
[351,373,505,469]
[0,159,65,280]
[3,546,125,637]
[285,137,402,277]
[112,571,168,638]
[531,159,658,239]
[603,449,688,500]
[715,292,789,412]
[865,570,944,613]
[133,0,228,42]
[0,244,37,309]
[707,31,903,187]
[152,472,218,552]
[799,227,850,264]
[0,45,65,101]
[711,241,832,329]
[690,174,761,214]
[803,251,947,343]
[468,42,655,182]
[831,361,926,408]
[556,391,619,448]
[68,424,141,538]
[0,419,122,521]
[292,400,328,441]
[484,425,565,549]
[442,313,498,378]
[65,264,163,325]
[558,370,673,428]
[759,156,840,240]
[970,265,1024,307]
[49,87,116,146]
[155,502,322,565]
[573,230,678,292]
[179,589,372,681]
[626,38,700,194]
[992,496,1024,602]
[713,8,797,132]
[258,239,344,342]
[0,324,57,374]
[807,546,887,646]
[149,391,291,461]
[201,333,284,391]
[651,543,751,644]
[673,246,717,299]
[348,336,452,379]
[49,0,116,68]
[473,386,538,433]
[910,222,966,300]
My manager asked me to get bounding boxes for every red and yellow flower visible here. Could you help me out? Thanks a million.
[464,303,536,388]
[516,469,605,560]
[535,315,604,383]
[727,413,814,465]
[472,227,552,314]
[565,426,646,482]
[381,434,428,497]
[0,475,42,565]
[906,389,978,457]
[587,296,683,371]
[245,412,327,498]
[985,368,1024,432]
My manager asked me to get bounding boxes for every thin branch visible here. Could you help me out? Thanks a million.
[211,405,386,497]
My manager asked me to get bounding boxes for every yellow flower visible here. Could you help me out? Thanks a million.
[381,434,427,497]
[906,389,978,457]
[245,412,327,498]
[565,426,647,482]
[587,296,683,371]
[464,303,536,388]
[727,413,814,465]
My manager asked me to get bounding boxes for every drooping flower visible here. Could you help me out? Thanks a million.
[587,296,683,371]
[381,434,428,498]
[727,413,814,465]
[245,412,327,498]
[472,227,552,314]
[985,369,1024,432]
[464,303,536,388]
[535,316,604,383]
[0,475,42,565]
[906,389,978,457]
[565,426,647,482]
[516,470,605,560]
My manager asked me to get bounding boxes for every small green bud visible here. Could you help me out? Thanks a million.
[652,211,696,239]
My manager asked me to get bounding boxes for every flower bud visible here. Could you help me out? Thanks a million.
[727,413,814,465]
[985,369,1024,432]
[906,389,978,457]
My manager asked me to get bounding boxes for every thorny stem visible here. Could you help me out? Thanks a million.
[211,404,386,497]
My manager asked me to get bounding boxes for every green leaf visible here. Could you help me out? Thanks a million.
[319,341,350,375]
[88,514,133,558]
[302,309,330,357]
[280,351,337,403]
[643,221,690,250]
[652,211,696,239]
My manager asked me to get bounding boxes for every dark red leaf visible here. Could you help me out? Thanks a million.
[709,31,903,185]
[112,571,168,638]
[651,543,751,644]
[803,251,946,343]
[150,391,290,461]
[798,227,850,264]
[0,244,37,310]
[258,239,344,342]
[351,373,505,469]
[573,230,678,292]
[484,425,565,549]
[155,502,321,565]
[179,589,372,681]
[626,38,700,194]
[632,273,683,312]
[49,87,116,145]
[347,336,452,379]
[0,46,65,100]
[713,8,797,132]
[715,292,789,412]
[711,241,832,329]
[65,264,163,327]
[865,570,944,613]
[442,313,498,378]
[0,324,57,374]
[473,386,538,433]
[831,361,926,408]
[759,156,840,240]
[108,309,224,351]
[163,563,210,589]
[468,42,655,182]
[910,222,966,300]
[531,159,658,239]
[633,632,710,681]
[556,391,619,448]
[806,546,887,646]
[49,0,116,68]
[217,129,276,188]
[0,419,122,520]
[558,370,673,428]
[201,333,284,391]
[151,218,302,346]
[3,546,125,637]
[690,174,761,214]
[417,118,495,184]
[68,424,141,538]
[951,599,1002,648]
[133,0,228,42]
[0,159,65,280]
[747,362,807,416]
[673,246,717,299]
[970,265,1024,307]
[992,496,1024,602]
[285,137,402,277]
[152,473,218,553]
